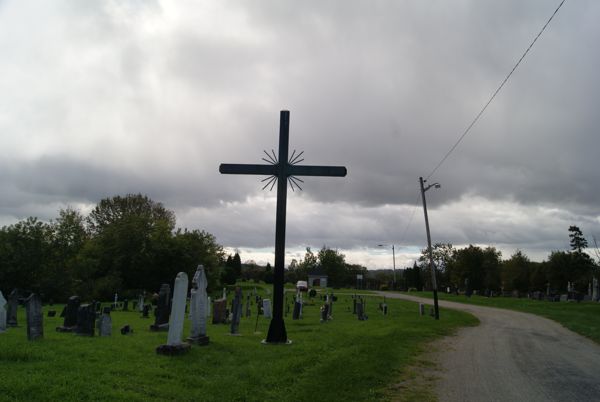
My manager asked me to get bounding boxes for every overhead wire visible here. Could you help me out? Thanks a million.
[425,0,567,180]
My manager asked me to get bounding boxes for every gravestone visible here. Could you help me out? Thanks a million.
[593,277,599,302]
[230,287,242,335]
[212,299,227,324]
[382,303,388,315]
[320,303,329,323]
[123,299,129,311]
[7,289,19,327]
[56,295,80,332]
[98,311,112,336]
[121,325,133,335]
[138,294,145,312]
[150,284,170,331]
[292,300,302,320]
[142,304,150,318]
[419,303,425,316]
[262,299,272,319]
[187,264,209,345]
[245,295,251,318]
[356,300,367,321]
[352,297,357,314]
[157,272,191,355]
[0,291,7,333]
[25,293,44,340]
[75,304,96,336]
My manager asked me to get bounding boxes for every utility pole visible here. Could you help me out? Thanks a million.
[419,177,440,320]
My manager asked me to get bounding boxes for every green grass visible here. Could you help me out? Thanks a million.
[404,291,600,344]
[0,292,476,402]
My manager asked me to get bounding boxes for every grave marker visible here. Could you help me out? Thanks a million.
[56,295,80,332]
[0,291,6,333]
[230,287,243,335]
[220,110,347,343]
[157,272,191,355]
[25,293,43,340]
[7,289,18,327]
[187,265,209,345]
[150,284,170,331]
[75,304,96,336]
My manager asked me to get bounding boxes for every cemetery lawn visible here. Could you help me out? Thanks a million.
[405,291,600,344]
[0,294,476,402]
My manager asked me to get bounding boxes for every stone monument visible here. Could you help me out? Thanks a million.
[187,265,209,345]
[98,310,112,336]
[25,293,43,340]
[150,283,170,331]
[262,299,272,319]
[7,289,18,327]
[157,272,191,355]
[0,291,7,333]
[230,287,242,335]
[56,295,80,332]
[75,304,96,336]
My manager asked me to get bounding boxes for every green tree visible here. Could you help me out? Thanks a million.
[502,250,531,292]
[448,245,501,292]
[318,247,346,288]
[569,225,588,253]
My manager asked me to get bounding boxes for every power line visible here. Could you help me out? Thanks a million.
[426,0,567,180]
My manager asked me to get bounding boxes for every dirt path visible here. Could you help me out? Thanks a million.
[378,292,600,402]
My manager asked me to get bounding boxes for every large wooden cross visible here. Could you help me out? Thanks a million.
[219,110,347,343]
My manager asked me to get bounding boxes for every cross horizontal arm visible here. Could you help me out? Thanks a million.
[219,164,278,176]
[288,165,347,177]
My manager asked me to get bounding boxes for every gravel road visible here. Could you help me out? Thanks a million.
[379,292,600,402]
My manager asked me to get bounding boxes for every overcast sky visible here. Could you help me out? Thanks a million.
[1,0,598,269]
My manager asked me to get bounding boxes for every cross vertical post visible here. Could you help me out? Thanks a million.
[219,110,347,344]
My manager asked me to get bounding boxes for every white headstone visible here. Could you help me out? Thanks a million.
[166,272,189,346]
[222,287,227,300]
[0,291,7,333]
[114,292,118,308]
[189,265,208,341]
[262,299,272,319]
[138,294,144,312]
[206,296,211,318]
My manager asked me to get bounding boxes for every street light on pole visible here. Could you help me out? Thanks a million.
[377,244,396,290]
[419,177,440,320]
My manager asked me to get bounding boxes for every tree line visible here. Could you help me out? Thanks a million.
[0,194,224,302]
[402,226,599,295]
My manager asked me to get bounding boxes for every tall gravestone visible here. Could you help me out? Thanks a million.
[75,304,96,336]
[7,289,19,327]
[150,284,170,331]
[187,265,209,345]
[25,293,43,340]
[593,277,599,302]
[56,295,80,332]
[157,272,191,355]
[123,299,129,311]
[230,287,242,335]
[0,291,7,333]
[138,294,145,313]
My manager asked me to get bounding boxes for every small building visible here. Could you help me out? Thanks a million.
[308,267,328,288]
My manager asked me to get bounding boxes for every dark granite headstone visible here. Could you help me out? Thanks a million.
[230,287,242,335]
[25,293,43,340]
[245,295,251,318]
[212,299,227,324]
[150,284,170,331]
[75,304,96,336]
[7,289,19,327]
[142,304,150,318]
[121,325,133,335]
[292,301,302,320]
[122,299,129,311]
[357,300,367,321]
[56,295,81,332]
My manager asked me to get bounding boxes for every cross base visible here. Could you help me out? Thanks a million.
[264,317,288,344]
